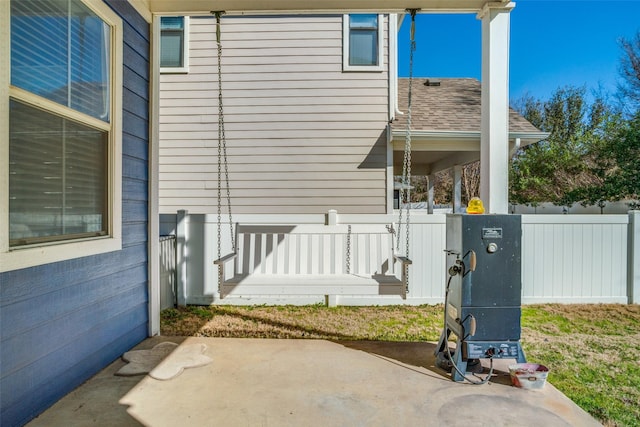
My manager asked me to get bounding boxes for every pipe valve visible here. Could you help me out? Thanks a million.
[448,261,463,276]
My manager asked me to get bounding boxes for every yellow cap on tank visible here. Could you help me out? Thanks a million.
[467,197,485,214]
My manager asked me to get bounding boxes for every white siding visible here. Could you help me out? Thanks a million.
[159,15,390,214]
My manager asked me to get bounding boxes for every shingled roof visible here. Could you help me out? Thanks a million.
[393,77,543,135]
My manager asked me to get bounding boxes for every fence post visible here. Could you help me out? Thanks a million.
[452,165,462,213]
[629,210,639,304]
[159,235,178,309]
[427,174,435,214]
[176,210,188,306]
[327,209,337,226]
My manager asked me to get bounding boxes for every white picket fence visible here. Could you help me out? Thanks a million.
[159,211,639,307]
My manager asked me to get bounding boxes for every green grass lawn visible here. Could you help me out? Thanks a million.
[161,303,640,427]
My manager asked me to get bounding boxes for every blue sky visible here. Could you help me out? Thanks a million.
[397,0,640,103]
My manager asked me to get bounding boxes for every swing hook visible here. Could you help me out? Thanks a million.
[406,8,421,18]
[211,11,225,45]
[406,8,420,45]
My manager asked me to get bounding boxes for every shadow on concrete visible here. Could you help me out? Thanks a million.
[26,336,186,427]
[29,337,600,427]
[338,340,514,386]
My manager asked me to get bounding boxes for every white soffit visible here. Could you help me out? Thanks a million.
[147,0,512,15]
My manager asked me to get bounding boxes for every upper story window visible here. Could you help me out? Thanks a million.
[160,16,189,73]
[2,0,123,271]
[343,14,383,71]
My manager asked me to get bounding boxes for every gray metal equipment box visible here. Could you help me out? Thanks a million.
[445,214,522,341]
[437,214,526,381]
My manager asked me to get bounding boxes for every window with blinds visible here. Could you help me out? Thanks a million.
[349,15,379,66]
[343,14,383,72]
[160,16,188,72]
[9,0,112,247]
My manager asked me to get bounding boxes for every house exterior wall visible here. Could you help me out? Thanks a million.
[159,15,390,215]
[0,2,150,426]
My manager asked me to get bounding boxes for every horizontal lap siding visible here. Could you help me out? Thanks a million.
[0,1,150,426]
[159,15,389,214]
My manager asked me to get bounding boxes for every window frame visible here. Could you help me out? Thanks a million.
[1,0,123,272]
[160,16,189,74]
[342,14,384,72]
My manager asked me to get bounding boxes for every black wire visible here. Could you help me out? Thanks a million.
[442,273,495,385]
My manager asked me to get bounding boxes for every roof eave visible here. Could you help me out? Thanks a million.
[391,129,550,145]
[145,0,512,15]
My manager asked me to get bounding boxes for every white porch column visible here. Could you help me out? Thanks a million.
[427,174,435,214]
[478,2,515,214]
[452,165,462,213]
[148,14,161,335]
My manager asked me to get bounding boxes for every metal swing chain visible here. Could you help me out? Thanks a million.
[397,9,417,267]
[215,11,235,260]
[346,225,352,274]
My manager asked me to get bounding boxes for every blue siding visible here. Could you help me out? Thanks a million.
[0,1,150,425]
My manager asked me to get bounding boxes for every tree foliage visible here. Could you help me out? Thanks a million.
[510,85,639,209]
[579,112,640,205]
[618,30,640,111]
[409,29,640,211]
[408,163,480,207]
[510,87,614,207]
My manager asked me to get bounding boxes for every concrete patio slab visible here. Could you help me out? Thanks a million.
[27,337,601,426]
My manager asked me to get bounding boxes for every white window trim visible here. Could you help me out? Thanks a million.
[0,0,123,273]
[160,16,190,74]
[342,14,384,72]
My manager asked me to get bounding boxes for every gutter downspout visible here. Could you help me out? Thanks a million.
[393,13,406,118]
[389,14,402,121]
[387,14,398,213]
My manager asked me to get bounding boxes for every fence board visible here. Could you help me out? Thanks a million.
[159,235,176,309]
[521,215,628,303]
[159,213,632,305]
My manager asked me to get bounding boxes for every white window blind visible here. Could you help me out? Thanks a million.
[11,0,110,121]
[160,16,185,68]
[349,14,379,66]
[9,0,111,247]
[9,100,108,245]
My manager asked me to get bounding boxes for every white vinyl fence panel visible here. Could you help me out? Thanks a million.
[521,215,629,303]
[160,212,636,306]
[161,211,447,305]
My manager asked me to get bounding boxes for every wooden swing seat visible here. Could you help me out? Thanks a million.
[211,14,416,303]
[214,224,411,299]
